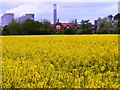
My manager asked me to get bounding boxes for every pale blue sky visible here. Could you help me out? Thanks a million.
[0,0,119,24]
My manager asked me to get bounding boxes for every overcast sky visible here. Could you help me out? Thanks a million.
[0,0,120,24]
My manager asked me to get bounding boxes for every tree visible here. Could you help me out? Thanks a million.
[80,20,92,34]
[22,19,36,35]
[97,15,118,34]
[6,19,23,35]
[108,14,113,20]
[114,13,120,21]
[114,13,120,33]
[2,25,9,35]
[39,19,51,34]
[0,26,2,35]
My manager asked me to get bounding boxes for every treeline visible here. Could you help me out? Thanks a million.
[1,13,120,35]
[2,19,51,35]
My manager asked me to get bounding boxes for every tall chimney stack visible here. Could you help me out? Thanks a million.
[53,4,57,24]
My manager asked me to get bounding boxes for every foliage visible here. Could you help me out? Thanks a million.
[64,27,76,34]
[0,26,2,35]
[2,25,9,35]
[39,19,51,35]
[2,19,51,35]
[80,20,92,34]
[50,30,64,34]
[98,29,108,34]
[7,19,23,35]
[114,13,120,21]
[115,13,120,34]
[97,14,120,34]
[2,35,119,88]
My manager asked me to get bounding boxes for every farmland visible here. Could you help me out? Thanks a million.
[2,35,119,88]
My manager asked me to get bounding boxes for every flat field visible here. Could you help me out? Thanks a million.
[2,35,119,88]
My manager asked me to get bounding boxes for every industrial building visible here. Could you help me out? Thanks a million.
[1,13,34,27]
[1,13,14,27]
[17,14,34,23]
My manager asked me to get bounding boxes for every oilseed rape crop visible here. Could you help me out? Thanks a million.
[2,35,119,88]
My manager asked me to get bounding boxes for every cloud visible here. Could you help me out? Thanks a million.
[3,2,53,18]
[5,3,39,17]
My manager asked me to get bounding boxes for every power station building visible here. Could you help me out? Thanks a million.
[17,14,34,22]
[1,13,14,27]
[1,13,34,27]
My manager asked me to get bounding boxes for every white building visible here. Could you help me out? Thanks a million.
[1,13,14,27]
[118,1,120,13]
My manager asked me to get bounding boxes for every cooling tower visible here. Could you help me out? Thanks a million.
[1,13,14,27]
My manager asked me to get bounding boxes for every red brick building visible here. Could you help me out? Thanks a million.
[51,19,80,31]
[51,20,64,31]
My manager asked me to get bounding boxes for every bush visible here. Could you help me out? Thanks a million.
[64,28,76,34]
[98,29,108,34]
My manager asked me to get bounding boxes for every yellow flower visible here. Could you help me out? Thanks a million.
[1,35,118,88]
[101,66,105,71]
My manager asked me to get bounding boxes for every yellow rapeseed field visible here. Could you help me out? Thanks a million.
[2,35,119,88]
